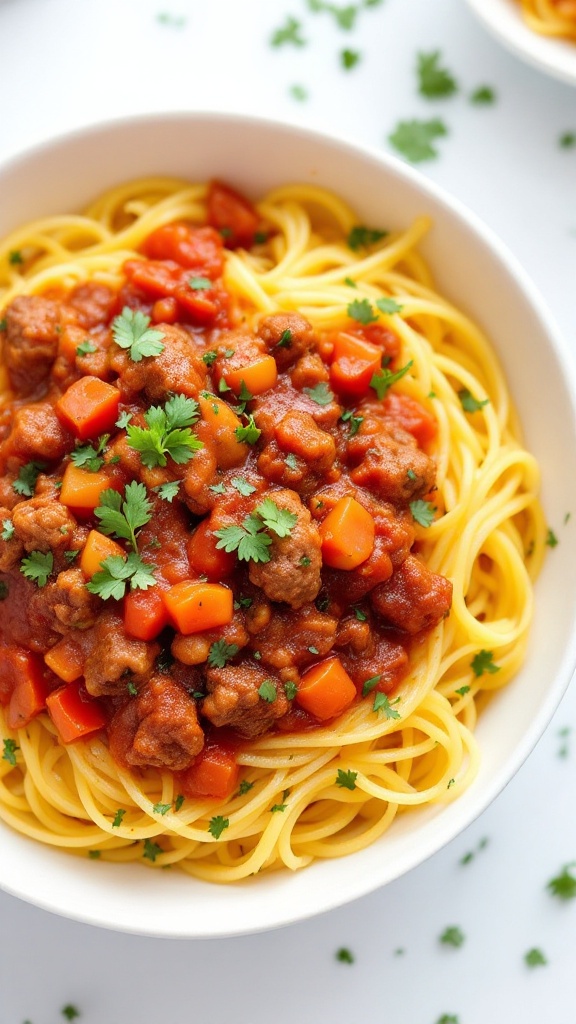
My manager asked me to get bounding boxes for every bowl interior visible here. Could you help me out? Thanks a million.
[1,112,576,937]
[465,0,576,85]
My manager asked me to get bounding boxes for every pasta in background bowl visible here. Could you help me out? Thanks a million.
[0,112,575,937]
[465,0,576,84]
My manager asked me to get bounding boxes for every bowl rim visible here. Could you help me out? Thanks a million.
[464,0,576,86]
[1,110,576,937]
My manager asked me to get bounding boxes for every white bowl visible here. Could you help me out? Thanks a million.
[1,112,576,938]
[465,0,576,86]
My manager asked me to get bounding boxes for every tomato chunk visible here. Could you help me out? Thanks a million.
[179,743,239,799]
[46,679,106,744]
[207,180,259,249]
[124,587,170,641]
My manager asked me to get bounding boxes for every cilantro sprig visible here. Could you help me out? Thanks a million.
[20,550,53,587]
[389,118,448,163]
[111,307,165,362]
[370,360,413,400]
[86,552,156,601]
[94,482,153,552]
[13,461,44,498]
[214,498,297,564]
[70,434,109,473]
[417,51,458,98]
[126,394,202,468]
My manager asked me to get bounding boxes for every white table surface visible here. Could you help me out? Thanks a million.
[0,1,575,1021]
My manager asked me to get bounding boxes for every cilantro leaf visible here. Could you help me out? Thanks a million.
[13,461,44,497]
[341,48,360,69]
[1,518,14,541]
[375,297,404,315]
[76,339,97,356]
[347,225,387,250]
[373,692,401,719]
[409,500,436,528]
[370,360,413,400]
[20,550,53,587]
[455,685,470,697]
[335,768,357,790]
[547,864,576,901]
[127,395,202,468]
[207,640,239,668]
[271,15,306,46]
[208,815,229,839]
[335,947,355,964]
[546,528,559,548]
[86,551,156,601]
[214,517,272,564]
[238,779,254,796]
[362,675,381,697]
[439,925,465,948]
[174,794,185,811]
[9,250,23,265]
[524,948,547,967]
[303,381,334,405]
[188,276,212,290]
[458,388,489,413]
[2,737,19,767]
[152,802,172,816]
[61,1005,81,1021]
[234,415,261,445]
[258,680,277,703]
[111,307,165,362]
[70,434,109,472]
[154,480,180,502]
[347,298,378,325]
[417,51,458,98]
[471,85,496,105]
[231,476,256,497]
[143,838,163,861]
[112,808,126,828]
[115,410,133,429]
[94,482,153,551]
[284,680,298,701]
[255,497,298,538]
[389,118,448,163]
[470,650,500,677]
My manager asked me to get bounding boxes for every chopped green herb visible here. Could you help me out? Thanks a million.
[20,550,53,588]
[440,925,465,947]
[115,410,133,429]
[0,581,9,600]
[409,500,436,528]
[389,118,448,163]
[285,453,299,471]
[112,808,126,828]
[300,555,311,567]
[307,645,319,655]
[362,674,381,697]
[547,863,576,901]
[353,606,367,621]
[344,276,357,288]
[231,476,256,497]
[143,838,163,861]
[61,1006,81,1021]
[370,360,413,400]
[270,802,287,812]
[154,480,180,503]
[86,551,156,601]
[417,51,458,98]
[208,640,239,669]
[70,434,109,472]
[470,649,500,677]
[218,377,231,394]
[335,947,355,964]
[458,388,489,413]
[256,497,298,538]
[559,132,576,148]
[258,680,277,703]
[285,680,298,700]
[238,779,254,796]
[546,528,559,548]
[127,394,202,468]
[347,298,378,325]
[373,692,401,719]
[214,517,272,564]
[271,15,306,46]
[471,85,496,104]
[202,349,218,366]
[94,482,153,552]
[126,681,138,696]
[152,802,172,816]
[289,84,309,101]
[209,482,227,495]
[8,249,23,265]
[234,415,261,445]
[1,518,14,541]
[455,685,470,697]
[335,768,357,790]
[157,12,187,28]
[524,947,547,967]
[341,48,360,69]
[13,461,44,498]
[2,737,19,767]
[348,225,387,250]
[111,306,164,362]
[174,794,185,811]
[329,5,357,29]
[76,340,97,356]
[436,1017,459,1024]
[188,275,212,290]
[276,329,292,349]
[208,815,229,839]
[303,381,335,406]
[340,409,364,436]
[88,849,101,859]
[375,296,404,314]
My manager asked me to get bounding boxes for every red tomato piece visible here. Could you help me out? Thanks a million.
[206,180,260,249]
[46,679,106,744]
[142,223,224,276]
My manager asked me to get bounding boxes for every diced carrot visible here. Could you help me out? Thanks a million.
[198,395,249,469]
[46,679,106,744]
[59,464,116,512]
[151,296,179,324]
[179,743,239,799]
[187,519,236,580]
[163,581,234,635]
[44,637,85,683]
[56,376,120,440]
[4,650,49,730]
[80,529,125,579]
[319,496,375,570]
[383,391,437,447]
[124,588,170,641]
[330,332,382,397]
[206,180,259,249]
[221,355,278,397]
[296,657,357,721]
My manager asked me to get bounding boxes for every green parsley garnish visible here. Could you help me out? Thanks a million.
[335,768,357,790]
[88,850,101,859]
[258,680,277,703]
[559,132,575,148]
[370,360,413,400]
[524,948,547,967]
[470,649,500,677]
[76,339,97,356]
[436,1017,459,1024]
[111,306,164,362]
[289,84,309,102]
[8,250,23,265]
[547,863,576,900]
[234,415,261,445]
[2,738,19,767]
[340,409,364,436]
[70,434,109,472]
[271,15,306,46]
[174,794,185,811]
[208,815,229,839]
[214,498,296,564]
[1,518,14,541]
[335,947,355,964]
[270,802,287,812]
[341,48,360,69]
[231,476,256,497]
[417,50,458,98]
[13,461,44,498]
[546,528,559,548]
[20,550,53,587]
[202,349,218,366]
[455,685,470,697]
[112,809,126,828]
[347,298,378,325]
[207,640,239,668]
[127,394,202,468]
[276,329,293,349]
[471,85,496,105]
[115,410,133,429]
[353,606,367,621]
[143,838,163,861]
[256,497,298,538]
[154,480,180,502]
[347,225,387,250]
[188,275,212,290]
[458,388,489,413]
[284,680,298,701]
[440,925,465,947]
[285,453,299,471]
[303,381,334,405]
[152,802,171,816]
[389,118,448,163]
[61,1005,81,1021]
[362,675,381,697]
[409,500,436,528]
[86,551,156,601]
[373,693,401,718]
[375,296,404,314]
[94,482,152,552]
[238,779,254,796]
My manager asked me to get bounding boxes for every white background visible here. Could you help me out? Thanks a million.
[0,1,575,1022]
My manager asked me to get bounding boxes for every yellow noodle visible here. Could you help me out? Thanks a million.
[520,0,576,39]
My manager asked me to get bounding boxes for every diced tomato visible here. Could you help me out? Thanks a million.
[46,679,106,744]
[0,649,50,729]
[383,391,437,447]
[206,180,260,249]
[141,223,224,276]
[124,587,170,641]
[347,323,401,364]
[330,332,383,398]
[179,742,239,799]
[151,296,179,324]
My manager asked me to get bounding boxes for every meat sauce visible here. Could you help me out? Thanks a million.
[0,181,452,800]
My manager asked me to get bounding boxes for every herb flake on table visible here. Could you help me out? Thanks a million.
[271,15,306,47]
[289,84,309,101]
[335,946,355,963]
[524,947,547,967]
[547,863,576,900]
[546,528,558,548]
[417,51,458,98]
[439,925,465,948]
[341,48,361,69]
[559,132,576,148]
[389,118,448,163]
[61,1007,81,1021]
[470,85,496,105]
